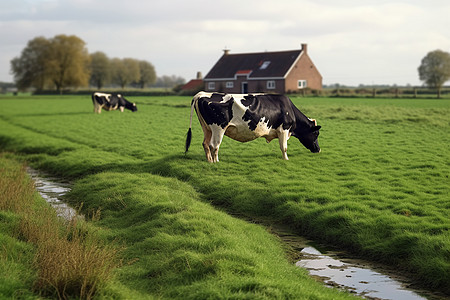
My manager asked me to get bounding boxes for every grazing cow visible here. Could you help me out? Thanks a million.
[91,92,137,113]
[185,91,321,162]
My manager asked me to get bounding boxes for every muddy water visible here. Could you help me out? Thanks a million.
[27,168,80,221]
[26,169,443,299]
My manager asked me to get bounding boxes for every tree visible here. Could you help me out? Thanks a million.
[11,34,161,92]
[46,35,91,93]
[89,51,111,89]
[137,60,156,88]
[154,75,185,89]
[110,58,140,89]
[10,36,51,91]
[418,50,450,98]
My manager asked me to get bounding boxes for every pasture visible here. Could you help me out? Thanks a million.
[0,94,449,298]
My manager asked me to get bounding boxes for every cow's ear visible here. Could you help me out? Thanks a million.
[312,126,321,131]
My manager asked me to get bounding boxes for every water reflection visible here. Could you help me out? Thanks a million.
[297,246,426,300]
[27,168,80,221]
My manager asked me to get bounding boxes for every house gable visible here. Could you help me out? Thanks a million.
[285,46,322,91]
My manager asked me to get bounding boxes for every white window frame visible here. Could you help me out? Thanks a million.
[226,81,234,89]
[298,80,307,89]
[208,82,215,90]
[267,80,276,89]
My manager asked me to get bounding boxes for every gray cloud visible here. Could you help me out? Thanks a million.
[1,0,449,86]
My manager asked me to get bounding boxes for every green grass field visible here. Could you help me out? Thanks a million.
[0,94,449,298]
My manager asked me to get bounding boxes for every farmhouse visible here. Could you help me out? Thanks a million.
[203,44,322,94]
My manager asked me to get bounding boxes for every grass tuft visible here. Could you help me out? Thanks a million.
[0,155,120,299]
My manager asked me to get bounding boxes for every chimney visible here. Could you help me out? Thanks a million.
[196,71,202,80]
[223,48,230,55]
[301,43,307,53]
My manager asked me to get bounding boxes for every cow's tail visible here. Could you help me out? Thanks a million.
[185,98,195,154]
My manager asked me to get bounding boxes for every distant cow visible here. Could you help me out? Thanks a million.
[91,92,137,113]
[185,92,321,162]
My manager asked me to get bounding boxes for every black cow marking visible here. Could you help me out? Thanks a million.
[241,94,294,131]
[196,97,233,128]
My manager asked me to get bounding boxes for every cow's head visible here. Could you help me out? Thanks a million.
[125,100,138,112]
[293,119,321,153]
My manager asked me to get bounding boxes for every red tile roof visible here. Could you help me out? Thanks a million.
[235,70,253,75]
[181,79,203,90]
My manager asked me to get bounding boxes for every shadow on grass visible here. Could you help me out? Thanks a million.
[5,111,92,118]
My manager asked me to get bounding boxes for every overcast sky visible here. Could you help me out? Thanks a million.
[1,0,449,86]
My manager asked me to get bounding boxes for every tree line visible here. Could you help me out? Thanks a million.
[10,34,165,93]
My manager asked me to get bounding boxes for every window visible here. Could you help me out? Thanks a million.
[260,61,271,70]
[267,80,276,89]
[208,82,215,90]
[226,81,234,89]
[298,80,307,89]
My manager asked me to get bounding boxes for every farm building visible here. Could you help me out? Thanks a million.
[180,71,204,93]
[203,43,322,94]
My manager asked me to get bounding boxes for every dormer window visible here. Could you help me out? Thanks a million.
[260,61,271,70]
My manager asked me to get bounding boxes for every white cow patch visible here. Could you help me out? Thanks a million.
[94,92,111,102]
[221,94,234,103]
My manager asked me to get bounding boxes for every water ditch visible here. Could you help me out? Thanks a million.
[27,167,80,221]
[275,229,443,300]
[27,169,443,300]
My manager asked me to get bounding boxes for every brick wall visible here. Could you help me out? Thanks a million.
[285,53,322,92]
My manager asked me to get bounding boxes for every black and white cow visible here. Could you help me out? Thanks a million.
[91,92,137,113]
[185,91,321,162]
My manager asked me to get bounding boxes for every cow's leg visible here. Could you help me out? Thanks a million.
[210,144,220,163]
[278,129,290,160]
[203,133,213,163]
[200,125,213,162]
[94,102,101,113]
[210,125,226,163]
[119,106,124,112]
